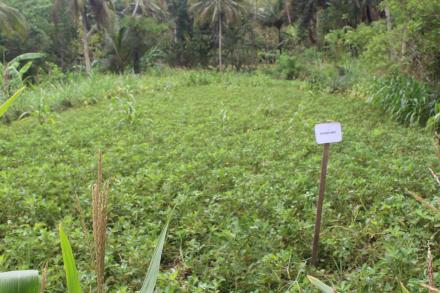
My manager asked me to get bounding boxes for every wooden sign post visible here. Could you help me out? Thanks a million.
[311,122,342,266]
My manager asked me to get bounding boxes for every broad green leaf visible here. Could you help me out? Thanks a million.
[0,270,40,293]
[19,61,33,77]
[59,224,82,293]
[9,53,45,65]
[0,86,25,118]
[307,275,336,293]
[140,212,173,293]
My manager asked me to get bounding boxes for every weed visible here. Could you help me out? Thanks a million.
[273,54,302,80]
[92,152,109,293]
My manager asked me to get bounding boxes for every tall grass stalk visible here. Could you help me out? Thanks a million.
[428,244,435,293]
[421,284,440,293]
[92,151,110,293]
[407,190,440,216]
[74,194,94,268]
[39,262,48,293]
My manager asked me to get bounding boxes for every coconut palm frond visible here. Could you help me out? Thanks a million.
[0,1,28,39]
[191,0,244,25]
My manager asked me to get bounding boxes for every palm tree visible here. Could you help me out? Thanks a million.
[0,1,28,39]
[353,0,382,23]
[103,0,169,73]
[296,0,326,44]
[257,0,290,53]
[103,16,166,73]
[191,0,244,71]
[53,0,114,74]
[166,0,192,65]
[132,0,168,18]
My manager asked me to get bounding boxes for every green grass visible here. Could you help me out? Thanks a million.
[0,70,438,292]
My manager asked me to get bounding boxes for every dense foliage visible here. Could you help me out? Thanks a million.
[0,71,438,292]
[1,0,440,291]
[0,0,438,85]
[1,0,438,125]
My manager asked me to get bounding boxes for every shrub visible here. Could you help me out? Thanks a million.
[273,54,302,80]
[140,47,166,71]
[258,51,279,64]
[426,88,440,133]
[367,73,437,126]
[267,48,363,92]
[304,63,339,91]
[303,60,362,93]
[324,22,388,60]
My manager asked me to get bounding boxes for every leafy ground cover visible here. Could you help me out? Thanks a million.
[0,71,438,292]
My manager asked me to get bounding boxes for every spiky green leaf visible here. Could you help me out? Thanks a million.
[140,213,173,293]
[59,224,82,293]
[0,87,25,118]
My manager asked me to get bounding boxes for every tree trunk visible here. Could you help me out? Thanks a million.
[133,48,140,74]
[401,27,407,61]
[218,14,223,71]
[132,0,141,16]
[250,23,258,65]
[385,6,392,31]
[254,0,257,21]
[285,0,292,24]
[308,6,318,45]
[81,14,92,75]
[366,5,373,23]
[278,26,283,54]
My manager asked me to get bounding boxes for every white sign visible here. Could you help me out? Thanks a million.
[314,122,342,144]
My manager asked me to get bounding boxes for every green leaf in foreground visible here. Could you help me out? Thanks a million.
[140,213,173,293]
[0,87,25,118]
[59,224,82,293]
[307,275,337,293]
[0,270,40,293]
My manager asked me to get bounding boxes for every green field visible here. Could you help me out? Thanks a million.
[0,71,437,292]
